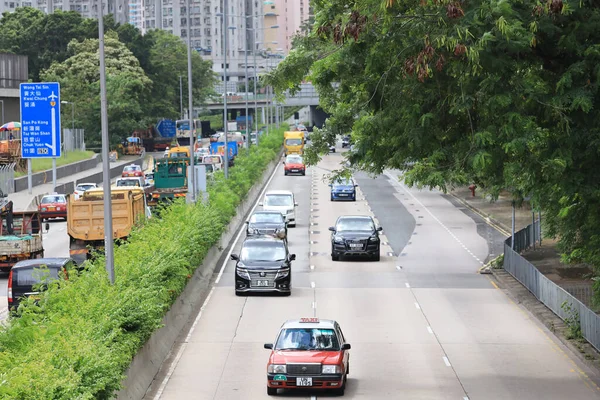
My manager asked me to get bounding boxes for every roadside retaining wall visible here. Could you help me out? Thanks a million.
[115,149,284,400]
[14,154,100,192]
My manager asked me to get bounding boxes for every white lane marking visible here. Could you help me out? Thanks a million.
[443,356,452,367]
[312,302,317,309]
[384,171,483,265]
[405,283,410,288]
[427,326,433,334]
[153,160,280,400]
[310,265,315,270]
[311,397,317,400]
[464,397,469,400]
[396,265,401,270]
[414,302,420,310]
[311,281,316,288]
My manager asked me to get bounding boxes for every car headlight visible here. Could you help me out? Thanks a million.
[334,236,344,244]
[369,235,379,242]
[322,365,341,374]
[236,267,250,279]
[287,209,294,215]
[268,364,287,374]
[276,268,290,279]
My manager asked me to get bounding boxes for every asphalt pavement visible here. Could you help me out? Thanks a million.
[143,147,600,399]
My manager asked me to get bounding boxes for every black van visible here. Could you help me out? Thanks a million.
[8,258,74,313]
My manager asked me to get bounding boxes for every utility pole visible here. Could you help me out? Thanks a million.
[186,0,195,200]
[179,76,183,120]
[244,13,250,149]
[223,0,230,179]
[98,1,115,284]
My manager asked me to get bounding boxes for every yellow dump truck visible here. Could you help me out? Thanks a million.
[283,131,304,155]
[67,187,148,264]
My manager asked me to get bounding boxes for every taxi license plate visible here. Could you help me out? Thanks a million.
[48,206,55,211]
[349,243,362,248]
[256,280,270,287]
[296,377,312,387]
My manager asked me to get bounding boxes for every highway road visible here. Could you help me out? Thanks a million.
[143,147,600,399]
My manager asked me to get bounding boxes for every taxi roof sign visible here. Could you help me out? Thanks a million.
[300,318,319,323]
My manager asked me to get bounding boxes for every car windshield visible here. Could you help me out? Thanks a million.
[336,218,374,232]
[285,138,302,146]
[117,180,139,187]
[286,156,303,164]
[170,152,187,158]
[275,328,340,351]
[76,184,95,191]
[41,195,65,204]
[332,179,353,187]
[250,213,284,224]
[240,243,286,262]
[264,194,293,207]
[123,166,140,172]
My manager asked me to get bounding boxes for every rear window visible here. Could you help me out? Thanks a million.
[123,166,140,172]
[15,266,61,288]
[41,195,66,204]
[76,184,95,191]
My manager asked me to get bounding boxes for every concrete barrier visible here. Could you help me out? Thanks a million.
[115,149,284,400]
[14,154,100,192]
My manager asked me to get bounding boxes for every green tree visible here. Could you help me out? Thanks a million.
[267,0,600,301]
[41,31,152,146]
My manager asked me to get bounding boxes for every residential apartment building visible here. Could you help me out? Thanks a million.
[9,0,130,24]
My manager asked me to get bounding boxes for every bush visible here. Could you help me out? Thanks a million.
[0,126,286,399]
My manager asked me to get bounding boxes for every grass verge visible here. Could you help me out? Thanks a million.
[0,126,286,399]
[15,151,96,177]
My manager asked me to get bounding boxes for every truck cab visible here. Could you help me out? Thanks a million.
[284,131,304,155]
[168,146,191,159]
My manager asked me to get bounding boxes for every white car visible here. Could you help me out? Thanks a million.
[73,183,97,200]
[259,190,298,227]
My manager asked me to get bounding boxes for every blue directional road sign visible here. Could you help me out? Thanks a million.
[20,82,62,158]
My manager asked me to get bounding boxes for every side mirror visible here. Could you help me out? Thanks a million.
[289,254,296,261]
[294,202,298,206]
[45,222,50,231]
[282,161,285,164]
[377,227,383,231]
[264,343,273,349]
[328,226,335,232]
[342,343,351,350]
[354,184,358,187]
[230,254,240,261]
[328,184,332,187]
[245,220,249,224]
[258,202,263,206]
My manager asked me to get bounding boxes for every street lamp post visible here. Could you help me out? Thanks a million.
[60,100,74,154]
[0,100,4,126]
[179,76,183,120]
[243,15,250,149]
[221,0,230,179]
[186,0,195,200]
[97,1,115,284]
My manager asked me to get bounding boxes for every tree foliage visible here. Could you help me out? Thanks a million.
[266,0,600,299]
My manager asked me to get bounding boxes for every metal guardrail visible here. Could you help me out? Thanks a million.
[0,163,15,195]
[503,220,600,351]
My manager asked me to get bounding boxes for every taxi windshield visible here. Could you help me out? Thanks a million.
[275,328,340,351]
[41,195,65,204]
[250,213,284,224]
[123,166,140,172]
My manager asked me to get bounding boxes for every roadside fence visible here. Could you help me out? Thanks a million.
[0,163,15,195]
[63,129,85,152]
[504,220,600,351]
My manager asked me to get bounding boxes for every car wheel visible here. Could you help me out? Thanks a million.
[289,222,296,227]
[331,195,334,201]
[332,250,339,261]
[284,171,288,176]
[372,253,380,262]
[235,290,244,296]
[302,172,306,176]
[334,375,346,395]
[267,386,277,395]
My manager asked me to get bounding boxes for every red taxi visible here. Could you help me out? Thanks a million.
[122,164,143,178]
[38,194,67,221]
[264,318,350,396]
[283,154,306,176]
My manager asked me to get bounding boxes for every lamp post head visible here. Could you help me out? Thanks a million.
[61,101,69,104]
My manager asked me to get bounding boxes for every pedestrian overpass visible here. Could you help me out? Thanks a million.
[203,83,320,110]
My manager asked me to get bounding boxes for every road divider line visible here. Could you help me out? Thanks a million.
[443,356,452,367]
[405,283,410,288]
[414,302,420,310]
[153,156,281,400]
[489,280,499,289]
[427,326,433,334]
[311,282,316,288]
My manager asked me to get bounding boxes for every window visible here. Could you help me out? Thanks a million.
[240,242,286,262]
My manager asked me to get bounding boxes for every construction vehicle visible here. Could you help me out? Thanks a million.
[148,158,188,206]
[0,138,25,171]
[119,136,144,156]
[0,196,45,272]
[67,187,148,265]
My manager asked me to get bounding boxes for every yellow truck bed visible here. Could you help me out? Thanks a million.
[67,187,146,241]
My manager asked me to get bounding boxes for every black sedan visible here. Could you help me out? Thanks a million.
[329,215,382,261]
[231,237,296,295]
[246,211,287,241]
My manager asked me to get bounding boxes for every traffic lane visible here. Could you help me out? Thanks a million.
[379,172,600,396]
[308,155,468,398]
[155,160,315,400]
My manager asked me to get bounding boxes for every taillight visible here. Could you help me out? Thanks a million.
[7,270,12,303]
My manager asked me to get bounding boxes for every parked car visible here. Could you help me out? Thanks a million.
[260,190,298,227]
[341,135,350,148]
[283,154,306,176]
[329,215,382,261]
[38,194,67,221]
[231,237,295,296]
[246,211,287,240]
[122,164,143,178]
[329,144,336,153]
[330,177,358,201]
[8,258,75,314]
[73,182,97,200]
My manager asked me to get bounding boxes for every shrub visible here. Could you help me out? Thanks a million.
[0,126,286,399]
